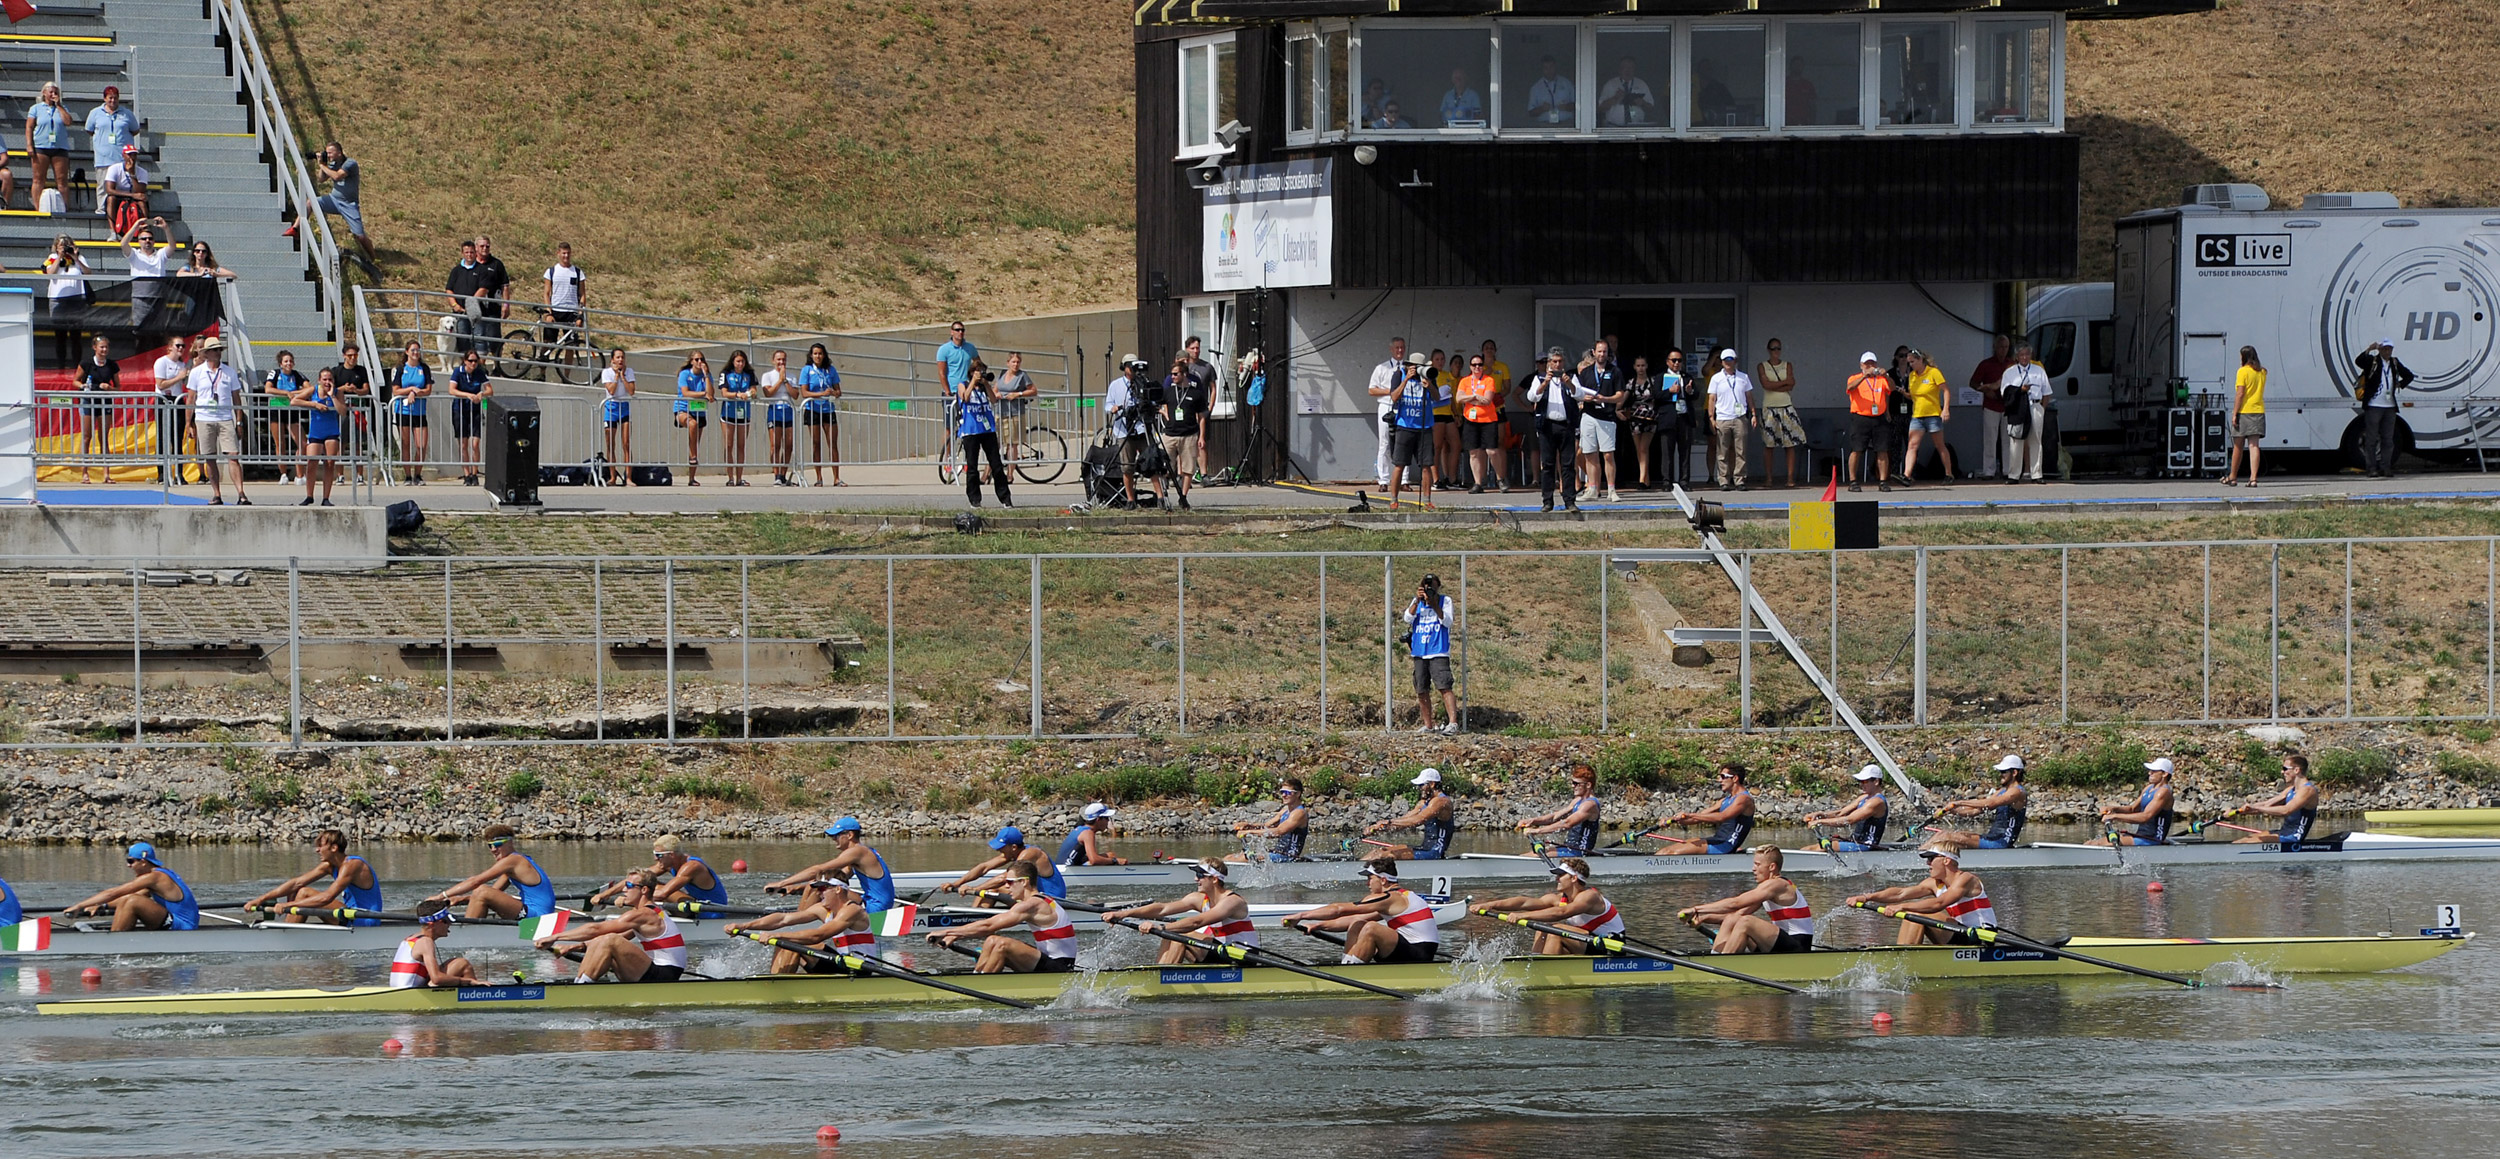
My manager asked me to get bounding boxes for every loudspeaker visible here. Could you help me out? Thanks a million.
[1833,500,1880,550]
[482,396,542,506]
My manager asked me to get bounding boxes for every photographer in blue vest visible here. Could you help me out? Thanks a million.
[1402,573,1459,735]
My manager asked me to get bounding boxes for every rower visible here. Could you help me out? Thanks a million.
[389,909,482,989]
[1282,859,1440,965]
[2088,758,2178,846]
[1517,765,1602,857]
[247,828,386,925]
[535,873,689,983]
[728,878,874,974]
[1364,767,1456,860]
[927,861,1079,974]
[765,816,897,914]
[602,832,728,907]
[1655,764,1756,854]
[0,874,19,924]
[59,843,200,932]
[1927,755,2030,851]
[2229,754,2323,844]
[421,824,559,919]
[1803,766,1891,852]
[1675,845,1815,954]
[1056,802,1130,866]
[1846,845,1997,946]
[1475,858,1625,955]
[1230,778,1310,862]
[942,826,1067,900]
[1103,859,1258,965]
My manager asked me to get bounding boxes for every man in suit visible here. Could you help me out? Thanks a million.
[2355,339,2415,478]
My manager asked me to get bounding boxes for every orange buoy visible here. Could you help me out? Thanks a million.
[731,859,749,873]
[382,1038,404,1054]
[2147,881,2166,893]
[1871,1011,1893,1028]
[79,967,102,987]
[816,1126,842,1142]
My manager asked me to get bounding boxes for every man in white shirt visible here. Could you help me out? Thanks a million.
[1524,348,1580,513]
[1368,336,1407,490]
[1706,349,1756,491]
[1998,345,2054,483]
[1596,57,1657,126]
[120,216,171,329]
[541,242,587,350]
[1525,56,1576,125]
[1104,355,1161,509]
[186,336,249,504]
[150,332,191,480]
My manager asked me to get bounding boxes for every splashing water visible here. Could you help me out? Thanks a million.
[112,1022,233,1040]
[1426,933,1525,1003]
[1807,954,1915,996]
[1045,925,1149,1011]
[2201,957,2287,990]
[535,1016,667,1031]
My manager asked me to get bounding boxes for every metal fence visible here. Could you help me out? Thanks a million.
[5,535,2499,752]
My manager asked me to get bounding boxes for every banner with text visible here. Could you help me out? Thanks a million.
[1202,160,1332,292]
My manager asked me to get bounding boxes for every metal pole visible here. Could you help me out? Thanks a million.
[1030,556,1044,738]
[741,559,752,741]
[1739,551,1753,731]
[1829,550,1838,707]
[2270,544,2281,723]
[2201,544,2212,721]
[593,559,605,741]
[2344,540,2354,719]
[1599,552,1610,731]
[1318,556,1328,731]
[131,561,143,744]
[1381,555,1393,732]
[664,559,677,743]
[287,558,301,747]
[443,558,454,742]
[1458,553,1469,733]
[885,558,897,738]
[2059,546,2070,724]
[2490,537,2496,719]
[1177,556,1188,735]
[1913,546,1928,726]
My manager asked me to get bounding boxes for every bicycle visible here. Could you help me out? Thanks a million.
[939,414,1071,487]
[504,310,598,385]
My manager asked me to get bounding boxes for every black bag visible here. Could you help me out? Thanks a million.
[2001,384,2030,439]
[1134,438,1172,480]
[630,464,673,487]
[384,500,424,536]
[1082,437,1126,503]
[539,462,591,487]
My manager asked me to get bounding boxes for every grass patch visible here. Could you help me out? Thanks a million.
[2434,750,2500,788]
[2030,734,2152,789]
[238,770,304,808]
[502,769,545,799]
[2311,747,2396,789]
[1594,738,1713,791]
[656,773,755,805]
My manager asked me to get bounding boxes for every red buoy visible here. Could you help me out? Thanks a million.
[382,1038,404,1055]
[816,1126,842,1142]
[731,859,749,873]
[2147,881,2166,893]
[1871,1011,1894,1028]
[79,967,102,987]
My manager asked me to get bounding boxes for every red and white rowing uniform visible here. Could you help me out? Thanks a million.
[1198,907,1260,949]
[637,906,689,969]
[1383,890,1441,944]
[1567,893,1626,939]
[1030,900,1080,962]
[389,935,431,989]
[1938,881,1998,929]
[1761,889,1815,938]
[830,924,877,953]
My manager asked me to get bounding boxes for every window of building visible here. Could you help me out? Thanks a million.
[1324,27,1351,135]
[1689,25,1766,130]
[1354,24,1492,132]
[1877,21,1954,127]
[1501,23,1582,133]
[1287,32,1317,139]
[1182,298,1239,418]
[1592,28,1670,131]
[1781,22,1861,129]
[1976,18,2055,125]
[1179,34,1238,156]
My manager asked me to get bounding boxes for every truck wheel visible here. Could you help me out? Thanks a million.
[2338,418,2367,470]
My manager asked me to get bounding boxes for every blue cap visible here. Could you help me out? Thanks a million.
[126,842,160,864]
[989,826,1026,850]
[419,907,454,924]
[823,816,864,837]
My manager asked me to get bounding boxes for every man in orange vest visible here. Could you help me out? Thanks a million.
[1457,352,1507,494]
[1845,352,1893,493]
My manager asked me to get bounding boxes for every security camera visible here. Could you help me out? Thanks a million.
[1214,120,1251,148]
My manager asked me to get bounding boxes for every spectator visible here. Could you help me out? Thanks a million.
[26,82,71,213]
[599,348,635,486]
[178,239,235,281]
[329,342,372,484]
[2356,339,2411,478]
[1525,347,1580,513]
[1597,56,1657,126]
[1999,343,2052,483]
[1900,348,1953,483]
[1845,352,1892,492]
[1969,333,2013,479]
[389,339,433,484]
[1428,348,1461,488]
[75,335,116,484]
[1162,352,1209,511]
[444,240,490,355]
[446,348,492,486]
[1367,100,1412,130]
[1439,68,1484,125]
[186,336,248,504]
[1367,336,1407,490]
[1386,350,1437,511]
[306,142,376,266]
[800,343,843,486]
[1753,338,1804,488]
[1886,345,1913,471]
[954,359,1011,509]
[41,233,88,365]
[675,350,715,485]
[263,349,305,486]
[117,217,171,330]
[1402,573,1459,735]
[1359,78,1391,124]
[933,320,978,397]
[294,367,341,507]
[473,235,512,362]
[1457,350,1505,494]
[760,348,796,487]
[1181,336,1218,398]
[1706,348,1755,491]
[1621,353,1660,490]
[1576,340,1625,503]
[540,242,586,349]
[2222,345,2267,487]
[1526,56,1575,125]
[100,145,147,236]
[717,349,756,486]
[151,334,190,481]
[994,350,1039,462]
[84,87,138,183]
[1662,348,1697,490]
[1104,354,1157,509]
[1477,339,1519,487]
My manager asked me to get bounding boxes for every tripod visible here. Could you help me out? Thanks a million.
[1209,412,1306,486]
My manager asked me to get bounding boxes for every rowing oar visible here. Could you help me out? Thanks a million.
[1600,830,1671,851]
[2187,819,2274,838]
[740,932,1035,1010]
[252,904,427,924]
[28,899,258,916]
[1846,901,2257,990]
[1472,909,1808,995]
[1105,916,1415,1000]
[662,901,795,920]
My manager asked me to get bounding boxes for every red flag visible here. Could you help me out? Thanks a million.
[2,0,38,24]
[1820,464,1839,502]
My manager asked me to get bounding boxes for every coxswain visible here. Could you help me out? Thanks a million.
[1927,755,2030,851]
[1103,859,1258,965]
[728,878,874,974]
[2229,753,2323,843]
[927,861,1079,974]
[388,909,482,988]
[765,816,897,914]
[1847,845,1998,946]
[1283,859,1440,965]
[1476,858,1625,955]
[60,843,200,931]
[1364,767,1456,860]
[535,872,689,983]
[1517,765,1602,856]
[1675,845,1815,954]
[1230,778,1310,862]
[1655,764,1757,854]
[421,824,559,919]
[1056,802,1130,865]
[246,827,386,925]
[594,832,729,907]
[2089,757,2178,846]
[941,826,1067,900]
[1803,766,1891,852]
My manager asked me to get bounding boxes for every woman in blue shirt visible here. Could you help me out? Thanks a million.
[25,82,72,211]
[391,340,434,484]
[717,349,756,486]
[295,367,342,506]
[799,343,842,486]
[447,348,493,486]
[676,351,714,484]
[955,359,1010,508]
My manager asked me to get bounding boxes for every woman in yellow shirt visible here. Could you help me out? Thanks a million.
[1900,349,1954,483]
[2223,345,2266,486]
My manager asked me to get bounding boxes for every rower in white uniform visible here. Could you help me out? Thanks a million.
[727,877,874,974]
[1475,857,1625,955]
[534,872,689,983]
[388,908,482,989]
[1846,845,1999,946]
[928,861,1080,974]
[1676,845,1815,954]
[1103,859,1258,965]
[1283,859,1441,965]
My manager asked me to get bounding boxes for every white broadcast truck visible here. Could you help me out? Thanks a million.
[2026,185,2500,468]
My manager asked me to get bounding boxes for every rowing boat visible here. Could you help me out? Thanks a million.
[2363,807,2500,826]
[0,899,1472,959]
[34,933,2469,1016]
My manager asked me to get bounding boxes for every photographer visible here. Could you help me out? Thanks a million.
[1402,574,1459,734]
[1158,355,1206,511]
[955,359,1011,509]
[1103,354,1163,510]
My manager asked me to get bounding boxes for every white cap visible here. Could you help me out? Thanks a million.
[1994,754,2026,771]
[1412,767,1442,785]
[1718,348,1737,361]
[1859,351,1880,365]
[1916,846,1961,862]
[1852,764,1885,781]
[2144,758,2175,775]
[1082,802,1117,821]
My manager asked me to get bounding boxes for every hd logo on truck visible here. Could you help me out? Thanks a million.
[2196,234,2293,268]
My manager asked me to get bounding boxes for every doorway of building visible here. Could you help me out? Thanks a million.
[1598,296,1736,486]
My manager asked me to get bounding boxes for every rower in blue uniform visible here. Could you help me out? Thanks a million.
[1056,802,1130,865]
[1804,766,1892,852]
[1930,755,2030,852]
[2229,753,2322,844]
[247,828,388,924]
[1231,778,1310,862]
[61,843,200,931]
[1,874,23,925]
[767,816,896,914]
[1518,765,1602,856]
[2090,758,2179,847]
[1364,767,1457,860]
[942,826,1068,900]
[424,824,560,919]
[1656,764,1757,854]
[642,833,730,906]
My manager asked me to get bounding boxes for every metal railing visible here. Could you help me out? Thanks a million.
[0,43,137,104]
[206,0,341,337]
